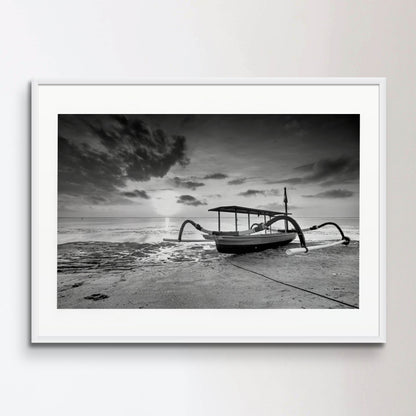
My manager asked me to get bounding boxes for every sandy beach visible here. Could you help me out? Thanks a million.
[58,240,359,309]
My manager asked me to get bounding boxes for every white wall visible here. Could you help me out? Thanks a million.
[1,1,415,414]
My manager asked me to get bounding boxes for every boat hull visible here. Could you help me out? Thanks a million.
[214,232,297,254]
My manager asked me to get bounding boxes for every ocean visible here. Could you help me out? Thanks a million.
[58,216,359,245]
[58,216,359,273]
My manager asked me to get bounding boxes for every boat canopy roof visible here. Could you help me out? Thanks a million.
[208,205,289,217]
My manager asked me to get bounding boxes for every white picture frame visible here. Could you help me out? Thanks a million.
[32,78,386,343]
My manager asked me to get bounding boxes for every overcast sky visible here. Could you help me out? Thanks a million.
[58,114,359,218]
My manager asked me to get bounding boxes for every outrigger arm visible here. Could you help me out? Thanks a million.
[287,221,351,255]
[163,219,214,242]
[177,219,212,240]
[252,215,308,251]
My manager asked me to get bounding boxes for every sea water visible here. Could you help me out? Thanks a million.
[58,216,359,245]
[58,216,359,272]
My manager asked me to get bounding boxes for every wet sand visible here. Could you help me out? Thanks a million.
[58,240,359,309]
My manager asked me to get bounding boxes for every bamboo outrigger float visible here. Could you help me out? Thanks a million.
[164,188,350,255]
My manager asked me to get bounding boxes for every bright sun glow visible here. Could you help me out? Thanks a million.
[152,190,182,217]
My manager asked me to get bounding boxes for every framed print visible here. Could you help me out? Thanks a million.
[31,78,386,343]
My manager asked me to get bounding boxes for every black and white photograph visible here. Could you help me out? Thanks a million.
[7,0,416,413]
[58,113,359,309]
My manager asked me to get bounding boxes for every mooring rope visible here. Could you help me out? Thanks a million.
[228,260,358,309]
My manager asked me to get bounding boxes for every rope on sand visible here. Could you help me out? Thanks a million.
[228,261,359,309]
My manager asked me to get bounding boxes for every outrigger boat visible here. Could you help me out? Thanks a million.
[164,188,350,255]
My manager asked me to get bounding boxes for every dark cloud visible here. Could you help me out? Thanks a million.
[58,115,189,204]
[271,157,359,186]
[121,189,150,199]
[238,189,280,197]
[239,189,266,197]
[203,173,228,180]
[302,189,354,199]
[171,176,205,190]
[177,195,207,206]
[228,178,247,185]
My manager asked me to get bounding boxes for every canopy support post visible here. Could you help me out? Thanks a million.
[234,209,238,231]
[248,213,250,229]
[284,187,288,232]
[218,211,221,231]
